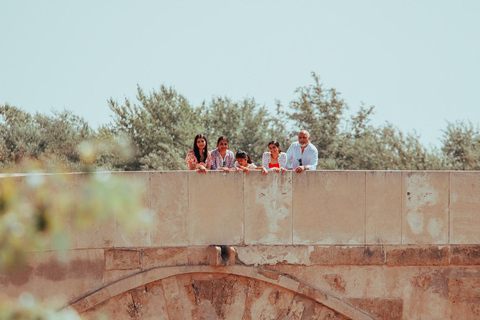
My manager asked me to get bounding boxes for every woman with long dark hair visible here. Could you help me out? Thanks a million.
[185,134,213,174]
[262,140,288,172]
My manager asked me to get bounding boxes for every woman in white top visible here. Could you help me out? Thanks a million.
[262,140,288,172]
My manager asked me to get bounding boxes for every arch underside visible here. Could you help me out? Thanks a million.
[71,265,375,320]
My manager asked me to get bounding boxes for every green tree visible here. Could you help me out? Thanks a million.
[441,121,480,170]
[199,97,289,164]
[287,72,346,160]
[109,85,200,170]
[0,105,92,170]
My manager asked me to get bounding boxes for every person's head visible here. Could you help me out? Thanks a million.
[193,134,208,162]
[298,130,310,147]
[216,136,229,152]
[235,150,252,166]
[267,140,281,158]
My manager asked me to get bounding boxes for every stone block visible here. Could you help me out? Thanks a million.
[451,172,480,244]
[349,298,403,320]
[188,171,244,245]
[105,249,141,270]
[366,171,402,244]
[149,171,189,246]
[208,246,222,266]
[330,246,385,265]
[112,172,157,248]
[74,173,115,249]
[449,278,480,298]
[309,246,333,265]
[402,171,449,244]
[142,247,188,269]
[293,171,365,245]
[386,246,449,266]
[0,249,104,306]
[111,171,151,208]
[449,298,480,320]
[161,277,184,320]
[236,245,310,266]
[244,171,292,245]
[187,246,210,265]
[450,245,480,265]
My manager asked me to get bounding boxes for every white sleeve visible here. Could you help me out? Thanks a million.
[286,145,294,169]
[262,152,270,169]
[305,147,318,170]
[279,153,288,168]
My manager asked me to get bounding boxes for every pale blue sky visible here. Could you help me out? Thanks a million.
[1,1,479,148]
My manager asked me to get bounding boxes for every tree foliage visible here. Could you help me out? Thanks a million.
[1,74,479,171]
[109,85,201,170]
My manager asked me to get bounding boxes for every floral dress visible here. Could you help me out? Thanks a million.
[185,149,213,168]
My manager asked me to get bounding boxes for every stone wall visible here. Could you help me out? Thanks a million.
[2,171,480,319]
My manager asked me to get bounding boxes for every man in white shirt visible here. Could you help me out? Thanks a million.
[286,130,318,173]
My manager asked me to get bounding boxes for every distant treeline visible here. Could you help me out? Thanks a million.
[1,73,479,171]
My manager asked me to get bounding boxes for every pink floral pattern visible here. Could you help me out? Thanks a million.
[185,149,213,168]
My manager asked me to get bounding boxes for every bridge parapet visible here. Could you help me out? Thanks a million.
[59,170,480,248]
[2,170,480,319]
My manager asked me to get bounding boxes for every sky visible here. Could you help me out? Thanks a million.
[1,1,479,148]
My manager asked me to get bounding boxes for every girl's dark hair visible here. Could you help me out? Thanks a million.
[268,140,281,153]
[217,136,229,145]
[235,150,252,164]
[193,134,208,163]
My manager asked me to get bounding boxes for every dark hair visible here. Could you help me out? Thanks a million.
[267,140,281,153]
[217,136,229,146]
[235,150,252,164]
[193,134,208,163]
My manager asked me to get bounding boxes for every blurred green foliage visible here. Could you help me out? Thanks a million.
[0,157,148,318]
[2,73,480,171]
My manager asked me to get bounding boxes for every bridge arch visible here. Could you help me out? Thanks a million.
[69,265,375,320]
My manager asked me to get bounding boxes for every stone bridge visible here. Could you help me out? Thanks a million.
[2,171,480,319]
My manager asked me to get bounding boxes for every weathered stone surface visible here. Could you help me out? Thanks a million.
[309,246,333,265]
[188,171,244,245]
[74,173,115,249]
[402,171,449,244]
[142,247,188,269]
[82,284,170,320]
[79,272,355,320]
[323,274,347,294]
[161,276,185,320]
[366,171,402,244]
[0,249,104,306]
[236,245,310,266]
[331,246,385,265]
[244,172,292,245]
[187,246,210,265]
[149,171,189,246]
[449,278,480,298]
[386,246,449,266]
[451,172,480,244]
[449,298,480,320]
[349,298,403,320]
[293,171,365,245]
[450,245,480,265]
[111,172,154,248]
[105,249,141,270]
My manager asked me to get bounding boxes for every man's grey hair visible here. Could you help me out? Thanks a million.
[299,130,310,138]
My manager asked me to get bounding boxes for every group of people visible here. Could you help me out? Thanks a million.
[185,130,318,174]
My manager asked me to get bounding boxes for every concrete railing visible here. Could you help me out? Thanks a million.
[28,170,477,249]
